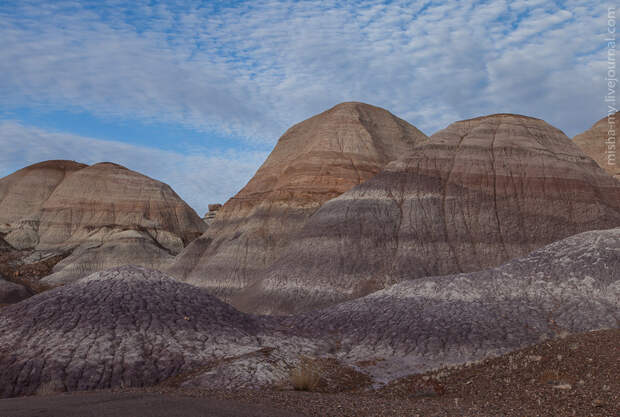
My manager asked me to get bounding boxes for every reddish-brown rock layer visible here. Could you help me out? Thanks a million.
[573,112,619,179]
[168,102,428,297]
[238,114,620,314]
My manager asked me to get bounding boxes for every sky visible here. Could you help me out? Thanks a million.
[0,0,611,215]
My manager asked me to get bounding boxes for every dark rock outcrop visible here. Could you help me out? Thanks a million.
[240,114,620,314]
[168,102,428,298]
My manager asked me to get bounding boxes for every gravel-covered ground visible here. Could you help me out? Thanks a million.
[0,328,616,416]
[142,328,618,417]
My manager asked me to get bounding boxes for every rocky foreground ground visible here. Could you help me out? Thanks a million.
[0,329,616,417]
[163,328,619,417]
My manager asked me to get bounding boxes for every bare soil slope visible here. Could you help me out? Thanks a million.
[288,227,620,379]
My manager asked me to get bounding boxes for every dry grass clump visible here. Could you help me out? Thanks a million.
[35,380,64,396]
[288,357,373,393]
[290,361,321,391]
[538,368,573,387]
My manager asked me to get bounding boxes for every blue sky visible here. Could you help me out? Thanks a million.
[0,0,610,214]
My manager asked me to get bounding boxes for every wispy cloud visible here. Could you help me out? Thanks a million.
[0,0,608,140]
[0,120,268,215]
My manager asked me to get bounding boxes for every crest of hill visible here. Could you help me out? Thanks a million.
[0,160,87,227]
[36,161,205,251]
[237,113,620,315]
[168,102,428,299]
[573,112,619,179]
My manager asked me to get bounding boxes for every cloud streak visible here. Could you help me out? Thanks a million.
[0,120,268,215]
[0,0,609,139]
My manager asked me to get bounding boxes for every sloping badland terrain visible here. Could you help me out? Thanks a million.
[167,102,428,299]
[0,228,617,401]
[0,106,618,417]
[239,113,620,314]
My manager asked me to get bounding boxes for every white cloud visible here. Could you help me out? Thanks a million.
[0,120,268,215]
[0,0,610,140]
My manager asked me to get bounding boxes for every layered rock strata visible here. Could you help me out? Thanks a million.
[0,161,87,249]
[573,112,619,179]
[0,161,206,285]
[203,204,222,226]
[240,114,620,314]
[1,229,618,396]
[288,228,620,381]
[168,102,428,298]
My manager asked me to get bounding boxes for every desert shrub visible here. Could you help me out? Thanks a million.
[290,362,321,391]
[35,380,63,396]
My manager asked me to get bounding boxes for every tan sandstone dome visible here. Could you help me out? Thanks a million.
[573,112,619,179]
[237,114,620,315]
[168,102,428,297]
[0,160,87,249]
[36,162,205,252]
[0,161,206,285]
